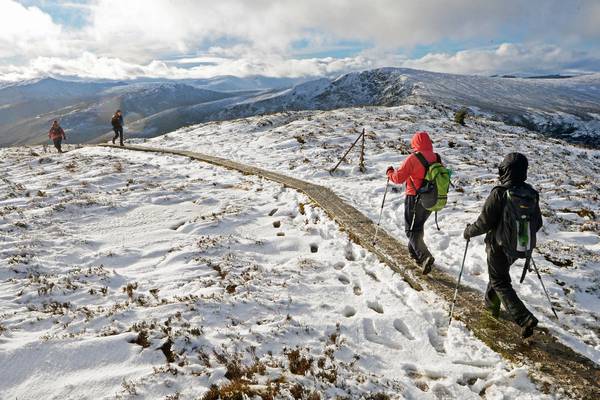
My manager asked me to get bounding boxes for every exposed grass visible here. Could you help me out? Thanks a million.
[286,348,313,376]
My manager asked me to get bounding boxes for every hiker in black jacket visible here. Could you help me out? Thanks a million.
[111,110,124,146]
[463,153,543,338]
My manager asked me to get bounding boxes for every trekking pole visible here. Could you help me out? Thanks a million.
[531,257,559,319]
[449,238,470,326]
[372,178,390,245]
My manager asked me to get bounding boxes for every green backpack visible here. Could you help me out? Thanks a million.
[412,152,451,216]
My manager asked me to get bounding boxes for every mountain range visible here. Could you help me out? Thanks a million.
[1,68,599,147]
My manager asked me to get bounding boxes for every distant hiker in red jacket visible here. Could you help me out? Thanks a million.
[48,120,66,153]
[111,109,124,146]
[386,131,441,274]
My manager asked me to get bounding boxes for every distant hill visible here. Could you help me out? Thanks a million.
[199,68,600,146]
[1,69,599,147]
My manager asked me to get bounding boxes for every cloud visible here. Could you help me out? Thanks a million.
[1,0,600,80]
[0,0,67,59]
[402,43,600,75]
[80,0,600,59]
[3,42,597,82]
[0,51,381,81]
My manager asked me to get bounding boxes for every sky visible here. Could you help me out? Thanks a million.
[0,0,599,81]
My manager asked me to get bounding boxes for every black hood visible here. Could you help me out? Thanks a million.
[498,152,528,185]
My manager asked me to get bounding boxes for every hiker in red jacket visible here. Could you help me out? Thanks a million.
[386,131,441,274]
[48,120,66,153]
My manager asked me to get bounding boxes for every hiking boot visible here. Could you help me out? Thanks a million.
[112,138,116,144]
[521,315,538,339]
[120,142,124,147]
[422,256,435,275]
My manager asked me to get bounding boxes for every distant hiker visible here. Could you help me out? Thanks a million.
[386,131,442,275]
[463,152,543,338]
[111,109,124,146]
[48,120,66,153]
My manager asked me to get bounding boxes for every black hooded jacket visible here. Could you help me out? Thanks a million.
[111,114,124,129]
[465,153,542,243]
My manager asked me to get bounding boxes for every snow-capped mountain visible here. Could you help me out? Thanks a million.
[105,68,600,147]
[210,68,600,146]
[0,81,243,146]
[0,76,301,146]
[1,68,599,147]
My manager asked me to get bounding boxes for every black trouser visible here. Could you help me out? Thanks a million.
[52,138,63,153]
[113,127,124,145]
[404,195,432,263]
[485,241,534,326]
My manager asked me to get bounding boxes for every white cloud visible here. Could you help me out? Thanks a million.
[0,0,67,59]
[1,0,599,80]
[402,43,600,75]
[80,0,600,60]
[3,42,597,82]
[0,51,380,81]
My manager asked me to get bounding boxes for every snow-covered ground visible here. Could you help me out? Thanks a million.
[139,104,600,365]
[0,145,549,399]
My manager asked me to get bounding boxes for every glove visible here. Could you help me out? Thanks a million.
[463,223,472,240]
[386,166,394,175]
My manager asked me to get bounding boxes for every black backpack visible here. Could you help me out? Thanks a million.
[494,184,541,260]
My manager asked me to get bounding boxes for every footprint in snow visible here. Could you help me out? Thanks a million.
[431,385,453,399]
[342,305,356,318]
[364,269,379,282]
[363,318,401,349]
[333,261,345,270]
[310,243,319,253]
[272,220,281,228]
[345,249,356,261]
[367,300,384,314]
[427,328,446,354]
[338,274,350,285]
[393,318,415,340]
[169,221,186,231]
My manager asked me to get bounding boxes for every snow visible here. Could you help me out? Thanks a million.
[0,144,551,399]
[139,104,600,366]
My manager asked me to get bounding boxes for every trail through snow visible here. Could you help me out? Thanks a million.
[141,104,600,365]
[0,145,547,399]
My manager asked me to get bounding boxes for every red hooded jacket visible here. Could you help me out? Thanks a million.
[48,125,65,140]
[387,131,440,196]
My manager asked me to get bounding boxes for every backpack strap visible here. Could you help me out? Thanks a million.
[407,152,424,193]
[413,152,430,170]
[520,251,532,283]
